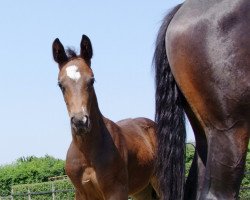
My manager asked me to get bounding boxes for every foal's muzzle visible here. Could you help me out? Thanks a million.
[71,114,91,134]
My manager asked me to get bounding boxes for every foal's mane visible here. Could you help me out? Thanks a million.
[66,48,78,59]
[66,47,91,66]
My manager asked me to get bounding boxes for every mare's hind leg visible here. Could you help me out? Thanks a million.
[131,184,156,200]
[150,176,160,199]
[200,122,249,200]
[184,105,207,200]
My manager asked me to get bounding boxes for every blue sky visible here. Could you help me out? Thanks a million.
[0,0,192,165]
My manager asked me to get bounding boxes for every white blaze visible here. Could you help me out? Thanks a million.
[66,65,81,81]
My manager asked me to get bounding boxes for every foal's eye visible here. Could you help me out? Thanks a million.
[58,82,65,94]
[87,78,95,88]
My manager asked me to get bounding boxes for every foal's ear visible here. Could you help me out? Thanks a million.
[52,38,68,67]
[80,35,93,62]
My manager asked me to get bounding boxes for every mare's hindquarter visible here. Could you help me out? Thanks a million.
[166,0,250,198]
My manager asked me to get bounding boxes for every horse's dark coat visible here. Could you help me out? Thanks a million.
[154,0,250,199]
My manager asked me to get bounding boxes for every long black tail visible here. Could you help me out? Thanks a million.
[153,4,186,200]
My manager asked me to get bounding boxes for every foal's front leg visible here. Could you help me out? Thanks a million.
[75,190,82,200]
[104,185,128,200]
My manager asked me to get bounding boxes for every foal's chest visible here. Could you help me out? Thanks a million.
[80,167,104,199]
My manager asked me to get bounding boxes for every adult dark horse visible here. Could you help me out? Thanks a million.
[154,1,250,200]
[52,35,159,200]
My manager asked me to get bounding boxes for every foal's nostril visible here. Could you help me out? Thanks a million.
[71,116,75,124]
[71,116,77,126]
[82,115,88,125]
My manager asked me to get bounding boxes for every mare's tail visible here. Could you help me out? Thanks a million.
[153,4,186,200]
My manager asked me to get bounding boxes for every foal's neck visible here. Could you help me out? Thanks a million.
[72,90,107,160]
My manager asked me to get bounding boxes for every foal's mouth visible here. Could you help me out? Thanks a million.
[72,125,91,135]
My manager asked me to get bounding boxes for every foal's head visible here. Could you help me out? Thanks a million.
[52,35,95,135]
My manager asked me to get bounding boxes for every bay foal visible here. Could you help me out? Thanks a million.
[52,35,158,200]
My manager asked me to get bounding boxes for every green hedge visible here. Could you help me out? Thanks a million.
[1,145,250,199]
[185,143,195,176]
[0,155,65,196]
[240,176,250,199]
[239,145,250,199]
[12,179,74,200]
